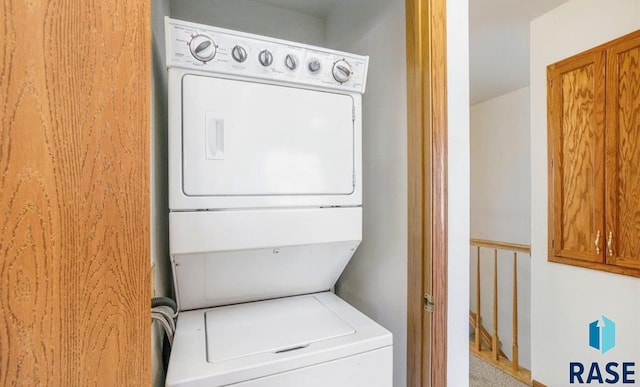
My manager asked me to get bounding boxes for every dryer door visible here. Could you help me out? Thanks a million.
[182,75,355,197]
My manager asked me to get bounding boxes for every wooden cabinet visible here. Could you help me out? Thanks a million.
[605,33,640,271]
[548,29,640,277]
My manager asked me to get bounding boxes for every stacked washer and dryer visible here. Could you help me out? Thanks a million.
[164,17,393,387]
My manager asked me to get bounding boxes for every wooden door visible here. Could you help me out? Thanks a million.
[548,51,606,264]
[605,32,640,270]
[0,2,150,385]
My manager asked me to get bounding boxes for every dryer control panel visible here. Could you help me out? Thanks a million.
[165,17,369,94]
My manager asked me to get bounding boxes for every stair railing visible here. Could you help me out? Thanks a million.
[470,238,530,377]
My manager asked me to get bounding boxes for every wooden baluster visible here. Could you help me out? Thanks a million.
[468,239,532,384]
[512,252,519,371]
[475,246,482,352]
[492,249,499,361]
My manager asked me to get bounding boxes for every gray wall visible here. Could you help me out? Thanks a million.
[324,2,408,386]
[170,0,325,46]
[151,0,171,386]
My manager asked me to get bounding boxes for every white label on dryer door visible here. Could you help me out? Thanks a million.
[181,75,355,196]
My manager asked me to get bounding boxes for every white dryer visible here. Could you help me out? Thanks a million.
[164,17,392,387]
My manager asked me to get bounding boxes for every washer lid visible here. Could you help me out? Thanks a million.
[205,296,355,363]
[166,292,393,387]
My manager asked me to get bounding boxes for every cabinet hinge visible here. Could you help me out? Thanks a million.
[424,293,435,312]
[551,158,554,168]
[552,239,555,248]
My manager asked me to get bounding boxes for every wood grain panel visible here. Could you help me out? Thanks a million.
[606,33,640,270]
[405,0,430,385]
[559,63,603,258]
[0,1,150,385]
[428,1,448,386]
[406,0,447,385]
[548,52,605,264]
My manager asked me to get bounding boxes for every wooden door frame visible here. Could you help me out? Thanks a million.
[406,0,448,386]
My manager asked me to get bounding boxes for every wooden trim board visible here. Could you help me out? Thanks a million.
[406,0,448,385]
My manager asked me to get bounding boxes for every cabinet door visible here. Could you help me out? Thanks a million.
[548,51,606,263]
[605,33,640,270]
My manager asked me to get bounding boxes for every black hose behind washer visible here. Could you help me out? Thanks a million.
[151,297,178,314]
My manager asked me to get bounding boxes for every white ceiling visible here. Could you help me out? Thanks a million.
[470,0,568,104]
[257,0,569,104]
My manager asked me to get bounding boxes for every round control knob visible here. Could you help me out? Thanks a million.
[308,59,321,73]
[284,54,298,70]
[231,45,247,63]
[258,49,273,67]
[189,34,216,62]
[332,60,352,83]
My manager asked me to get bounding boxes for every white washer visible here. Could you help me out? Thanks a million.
[165,17,392,387]
[168,293,392,387]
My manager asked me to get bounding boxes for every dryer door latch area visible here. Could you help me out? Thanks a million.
[205,112,225,160]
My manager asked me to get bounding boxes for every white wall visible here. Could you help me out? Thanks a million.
[447,0,470,385]
[471,87,530,244]
[169,0,325,46]
[470,87,531,369]
[530,1,640,385]
[324,2,407,386]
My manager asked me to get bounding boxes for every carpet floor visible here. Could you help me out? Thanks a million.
[469,354,529,387]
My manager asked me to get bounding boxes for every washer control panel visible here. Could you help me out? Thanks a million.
[165,17,369,93]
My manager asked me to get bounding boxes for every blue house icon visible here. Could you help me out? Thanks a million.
[589,316,616,354]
